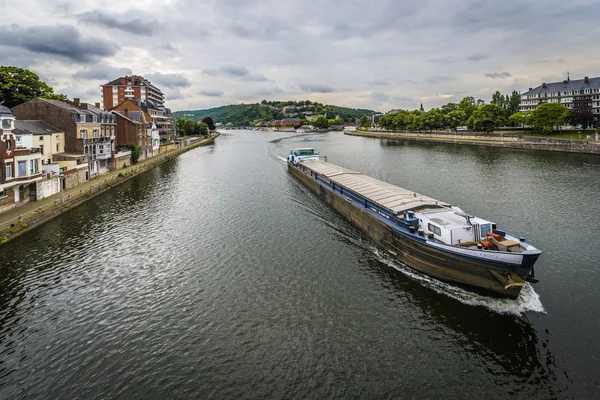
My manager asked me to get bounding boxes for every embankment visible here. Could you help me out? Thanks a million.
[346,130,600,155]
[0,134,219,245]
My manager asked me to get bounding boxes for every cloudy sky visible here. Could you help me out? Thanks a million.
[1,0,599,112]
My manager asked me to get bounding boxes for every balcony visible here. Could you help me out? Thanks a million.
[93,152,112,161]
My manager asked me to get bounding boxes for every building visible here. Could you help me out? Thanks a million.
[113,110,152,160]
[14,120,64,166]
[0,106,44,212]
[111,99,176,143]
[274,118,301,127]
[519,76,600,116]
[11,98,115,178]
[101,75,165,110]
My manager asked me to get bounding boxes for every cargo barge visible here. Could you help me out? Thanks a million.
[287,148,542,299]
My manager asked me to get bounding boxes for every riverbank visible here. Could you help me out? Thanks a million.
[0,133,219,245]
[346,130,600,155]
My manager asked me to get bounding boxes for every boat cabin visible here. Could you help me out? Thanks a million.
[415,208,492,245]
[288,148,320,165]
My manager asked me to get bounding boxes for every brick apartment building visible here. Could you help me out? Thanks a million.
[101,75,165,110]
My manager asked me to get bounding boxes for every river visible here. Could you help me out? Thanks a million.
[0,130,599,398]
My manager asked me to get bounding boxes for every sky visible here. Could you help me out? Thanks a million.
[1,0,600,112]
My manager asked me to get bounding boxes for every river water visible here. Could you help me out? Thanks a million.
[0,130,599,398]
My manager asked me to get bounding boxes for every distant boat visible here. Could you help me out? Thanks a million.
[296,129,305,133]
[344,126,357,132]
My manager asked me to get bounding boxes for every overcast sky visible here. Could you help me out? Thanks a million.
[1,0,599,112]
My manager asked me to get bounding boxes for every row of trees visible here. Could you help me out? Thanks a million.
[378,96,507,133]
[176,118,209,135]
[377,93,593,134]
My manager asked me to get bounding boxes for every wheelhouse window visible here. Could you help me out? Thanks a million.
[428,223,442,236]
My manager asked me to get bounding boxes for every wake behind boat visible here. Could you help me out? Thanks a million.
[287,148,542,299]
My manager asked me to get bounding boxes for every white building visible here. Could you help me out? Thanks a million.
[519,76,600,115]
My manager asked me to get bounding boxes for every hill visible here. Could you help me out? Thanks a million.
[175,100,378,126]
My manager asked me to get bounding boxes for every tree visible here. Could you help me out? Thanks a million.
[0,66,66,108]
[314,115,329,129]
[469,104,506,133]
[531,103,570,132]
[508,111,533,128]
[202,116,216,131]
[359,114,369,128]
[421,108,444,131]
[444,109,467,131]
[197,122,209,135]
[571,96,594,130]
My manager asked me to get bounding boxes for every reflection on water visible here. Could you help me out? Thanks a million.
[0,130,596,398]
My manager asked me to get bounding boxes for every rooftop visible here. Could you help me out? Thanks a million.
[14,120,62,135]
[523,77,600,95]
[0,105,13,115]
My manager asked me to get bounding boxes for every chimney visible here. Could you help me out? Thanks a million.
[529,88,533,91]
[95,102,101,109]
[124,108,129,117]
[542,83,547,89]
[121,77,126,85]
[73,98,81,106]
[585,76,589,84]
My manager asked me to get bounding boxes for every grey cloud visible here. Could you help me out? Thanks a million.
[221,65,250,77]
[212,65,268,81]
[78,10,157,36]
[164,88,185,101]
[404,80,419,84]
[158,43,177,51]
[429,56,459,65]
[145,73,192,88]
[484,72,512,79]
[467,53,490,62]
[199,90,223,97]
[298,83,335,93]
[0,24,118,63]
[427,76,457,84]
[371,92,391,103]
[73,64,132,80]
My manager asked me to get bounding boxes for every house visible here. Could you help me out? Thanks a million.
[14,120,64,166]
[11,98,115,179]
[0,106,44,212]
[113,110,152,160]
[274,118,301,127]
[111,98,176,143]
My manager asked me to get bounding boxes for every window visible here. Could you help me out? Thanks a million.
[16,136,22,142]
[428,223,442,237]
[1,119,11,129]
[0,189,5,198]
[5,162,12,179]
[80,129,87,139]
[56,143,59,152]
[5,140,11,151]
[18,161,27,176]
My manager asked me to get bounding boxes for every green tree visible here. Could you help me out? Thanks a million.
[421,108,444,131]
[314,115,330,129]
[392,111,409,130]
[444,109,467,131]
[469,104,506,133]
[458,96,483,120]
[507,91,521,117]
[440,103,459,114]
[0,66,67,108]
[531,103,570,132]
[508,111,532,128]
[359,114,369,128]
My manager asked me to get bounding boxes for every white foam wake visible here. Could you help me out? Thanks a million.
[277,156,287,163]
[371,247,545,316]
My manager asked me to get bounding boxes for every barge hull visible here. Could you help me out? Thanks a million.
[288,164,528,299]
